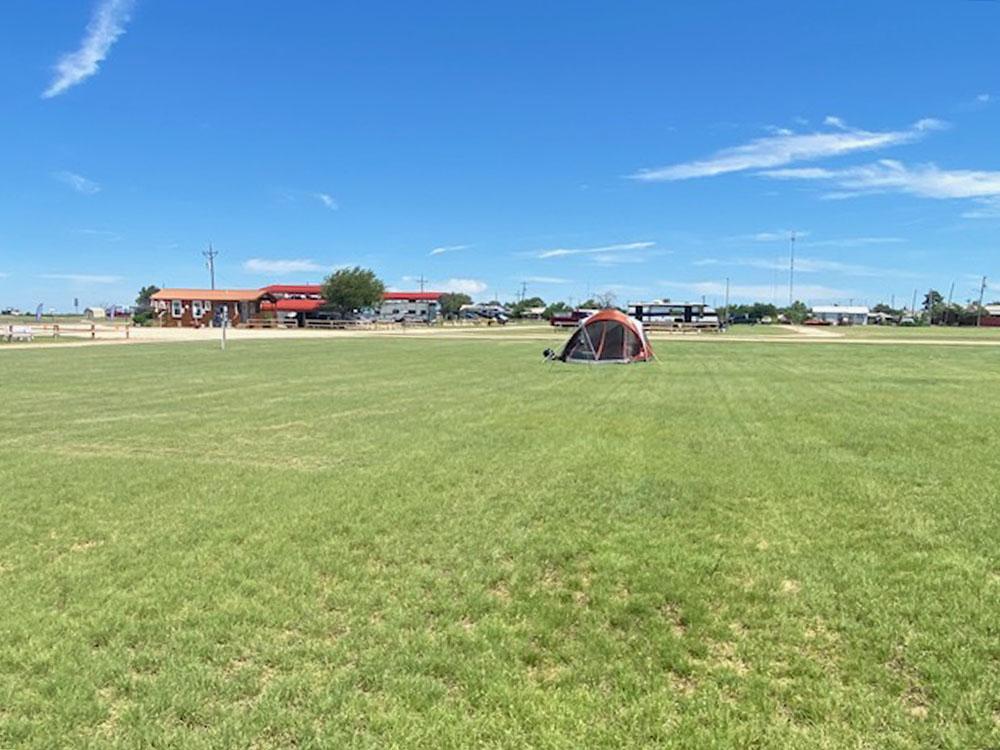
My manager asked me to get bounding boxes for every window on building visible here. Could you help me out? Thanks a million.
[192,301,203,319]
[171,300,183,318]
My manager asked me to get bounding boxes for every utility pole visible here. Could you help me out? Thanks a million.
[911,289,918,317]
[946,281,955,327]
[520,281,527,303]
[724,277,731,325]
[977,275,987,327]
[203,244,219,290]
[788,231,796,306]
[416,274,427,293]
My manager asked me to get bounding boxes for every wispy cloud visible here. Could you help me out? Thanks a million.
[961,197,1000,219]
[802,236,904,248]
[661,280,853,302]
[42,0,135,99]
[692,256,918,279]
[401,276,488,295]
[739,229,811,242]
[629,118,946,181]
[313,193,338,210]
[760,160,1000,211]
[243,258,326,275]
[977,93,991,104]
[535,241,656,260]
[521,275,572,284]
[429,244,471,256]
[75,228,121,241]
[39,273,123,284]
[54,170,101,195]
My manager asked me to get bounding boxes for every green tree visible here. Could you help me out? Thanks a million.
[321,267,385,316]
[510,296,546,318]
[779,300,810,324]
[135,285,160,311]
[542,301,570,319]
[872,302,900,315]
[132,285,161,325]
[439,292,472,318]
[595,291,617,309]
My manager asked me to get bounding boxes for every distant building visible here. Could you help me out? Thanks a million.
[811,305,870,325]
[379,292,444,322]
[150,289,269,327]
[84,307,106,320]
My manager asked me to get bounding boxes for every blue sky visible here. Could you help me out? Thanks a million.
[2,0,999,311]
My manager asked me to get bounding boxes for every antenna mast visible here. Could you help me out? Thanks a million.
[788,231,796,306]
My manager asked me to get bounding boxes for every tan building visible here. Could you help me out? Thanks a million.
[150,289,270,327]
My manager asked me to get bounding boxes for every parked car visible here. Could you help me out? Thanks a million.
[728,314,757,325]
[803,317,832,326]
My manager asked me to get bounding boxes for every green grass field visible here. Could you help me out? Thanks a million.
[1,338,998,748]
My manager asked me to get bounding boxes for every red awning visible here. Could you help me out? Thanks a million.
[260,298,324,312]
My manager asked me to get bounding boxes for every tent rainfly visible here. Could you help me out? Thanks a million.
[551,309,653,364]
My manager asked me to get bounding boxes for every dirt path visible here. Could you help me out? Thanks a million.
[5,323,1000,351]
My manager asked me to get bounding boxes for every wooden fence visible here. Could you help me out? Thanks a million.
[2,323,132,342]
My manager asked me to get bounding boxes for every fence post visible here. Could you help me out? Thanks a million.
[91,323,95,340]
[125,323,130,340]
[54,324,59,340]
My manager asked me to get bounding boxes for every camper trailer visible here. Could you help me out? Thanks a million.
[628,300,720,330]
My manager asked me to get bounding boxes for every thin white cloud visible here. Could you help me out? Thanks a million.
[313,193,338,210]
[629,118,946,181]
[661,280,853,302]
[961,197,1000,219]
[54,171,101,195]
[75,228,121,241]
[399,277,488,295]
[802,236,904,248]
[761,160,1000,205]
[243,258,326,275]
[39,273,122,284]
[42,0,135,99]
[977,93,991,103]
[535,241,655,259]
[429,244,471,256]
[701,256,919,279]
[521,275,572,284]
[440,278,488,295]
[744,229,811,242]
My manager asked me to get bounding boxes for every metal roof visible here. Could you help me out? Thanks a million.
[383,291,444,301]
[151,288,265,302]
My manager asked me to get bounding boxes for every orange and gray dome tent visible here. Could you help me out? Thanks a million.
[554,309,654,364]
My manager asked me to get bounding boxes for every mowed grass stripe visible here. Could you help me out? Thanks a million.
[1,338,998,748]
